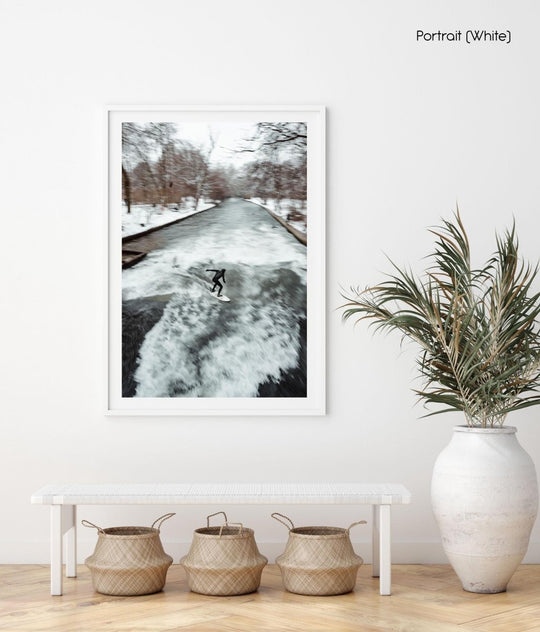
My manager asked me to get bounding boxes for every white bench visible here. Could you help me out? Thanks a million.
[31,483,411,596]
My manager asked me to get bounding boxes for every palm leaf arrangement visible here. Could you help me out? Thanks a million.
[341,213,540,427]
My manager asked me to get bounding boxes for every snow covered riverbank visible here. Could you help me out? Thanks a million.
[122,199,216,238]
[247,198,307,235]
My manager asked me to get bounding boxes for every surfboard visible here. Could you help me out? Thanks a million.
[211,292,230,302]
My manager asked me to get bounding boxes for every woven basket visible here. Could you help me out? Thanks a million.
[83,513,174,596]
[180,511,268,596]
[272,513,365,596]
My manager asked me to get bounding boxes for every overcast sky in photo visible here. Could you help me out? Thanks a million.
[173,122,257,166]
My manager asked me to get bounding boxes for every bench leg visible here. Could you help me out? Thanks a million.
[51,506,63,596]
[372,504,392,595]
[372,504,380,577]
[50,505,77,596]
[65,505,77,578]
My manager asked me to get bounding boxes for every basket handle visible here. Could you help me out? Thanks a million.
[81,519,104,533]
[207,511,228,527]
[347,520,367,533]
[219,522,244,537]
[271,512,295,530]
[151,513,176,531]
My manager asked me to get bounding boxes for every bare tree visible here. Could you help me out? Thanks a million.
[167,142,206,206]
[122,122,180,211]
[235,122,307,205]
[206,165,233,202]
[240,122,307,157]
[150,123,178,206]
[122,123,152,213]
[122,166,132,213]
[193,129,216,211]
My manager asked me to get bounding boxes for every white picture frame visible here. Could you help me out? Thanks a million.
[106,105,325,415]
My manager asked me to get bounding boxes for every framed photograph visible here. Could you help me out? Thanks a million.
[106,106,325,415]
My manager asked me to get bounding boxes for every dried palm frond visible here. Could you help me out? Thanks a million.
[341,212,540,427]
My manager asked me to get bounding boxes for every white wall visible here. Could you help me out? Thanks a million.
[2,0,540,564]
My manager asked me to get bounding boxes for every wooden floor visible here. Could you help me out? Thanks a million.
[2,564,540,631]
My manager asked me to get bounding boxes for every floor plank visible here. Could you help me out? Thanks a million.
[0,564,539,631]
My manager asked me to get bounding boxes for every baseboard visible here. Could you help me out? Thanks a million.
[4,540,540,565]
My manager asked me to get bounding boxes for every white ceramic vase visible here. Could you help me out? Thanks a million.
[431,425,538,593]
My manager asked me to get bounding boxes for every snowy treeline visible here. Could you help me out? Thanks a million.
[235,122,307,205]
[121,121,307,223]
[122,122,229,213]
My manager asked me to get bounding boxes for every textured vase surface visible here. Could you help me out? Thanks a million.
[431,426,538,593]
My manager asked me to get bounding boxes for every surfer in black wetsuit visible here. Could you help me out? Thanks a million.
[206,268,226,297]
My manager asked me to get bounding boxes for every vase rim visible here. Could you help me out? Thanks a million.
[453,425,517,434]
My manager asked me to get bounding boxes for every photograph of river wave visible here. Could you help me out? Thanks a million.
[121,120,308,398]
